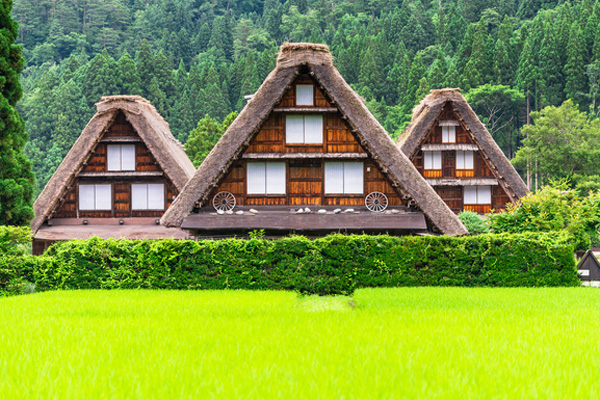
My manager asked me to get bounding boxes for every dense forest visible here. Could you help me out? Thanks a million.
[12,0,600,194]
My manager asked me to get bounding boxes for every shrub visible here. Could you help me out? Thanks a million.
[0,232,578,296]
[0,226,32,256]
[458,211,489,234]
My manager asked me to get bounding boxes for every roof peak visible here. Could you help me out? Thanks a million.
[276,42,333,69]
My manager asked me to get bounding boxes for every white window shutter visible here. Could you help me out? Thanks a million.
[79,185,95,210]
[344,162,364,194]
[456,151,464,169]
[296,85,314,106]
[266,163,286,194]
[465,150,474,170]
[325,162,344,194]
[304,115,323,143]
[448,126,456,142]
[107,145,121,171]
[464,186,477,204]
[147,184,165,210]
[121,144,136,171]
[95,185,112,210]
[286,115,305,144]
[442,127,449,143]
[247,162,266,194]
[131,184,148,210]
[478,186,492,204]
[424,152,432,169]
[433,151,442,170]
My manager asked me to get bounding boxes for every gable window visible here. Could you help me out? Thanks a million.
[324,162,364,194]
[286,115,323,144]
[132,184,165,210]
[423,151,442,170]
[464,186,491,205]
[107,144,135,171]
[442,126,456,143]
[79,184,112,210]
[456,150,474,170]
[296,84,314,106]
[247,162,286,195]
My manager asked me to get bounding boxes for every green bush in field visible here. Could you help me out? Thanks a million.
[0,232,578,296]
[488,183,600,250]
[0,226,32,256]
[458,211,489,235]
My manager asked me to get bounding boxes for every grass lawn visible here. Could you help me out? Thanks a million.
[1,288,600,399]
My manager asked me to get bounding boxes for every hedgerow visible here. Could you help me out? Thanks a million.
[0,233,579,296]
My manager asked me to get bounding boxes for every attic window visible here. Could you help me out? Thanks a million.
[464,186,491,205]
[132,184,165,210]
[324,162,363,194]
[286,115,323,144]
[247,162,286,195]
[107,144,135,171]
[79,184,112,210]
[442,126,456,143]
[296,85,314,106]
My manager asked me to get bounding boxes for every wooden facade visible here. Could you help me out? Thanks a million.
[208,74,405,209]
[52,112,178,220]
[409,103,512,214]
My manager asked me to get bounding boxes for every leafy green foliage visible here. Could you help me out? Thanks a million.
[458,211,490,234]
[185,112,238,167]
[488,184,600,250]
[0,232,579,296]
[0,226,32,255]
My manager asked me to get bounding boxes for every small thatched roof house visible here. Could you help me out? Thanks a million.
[162,43,467,237]
[32,96,196,254]
[397,89,528,214]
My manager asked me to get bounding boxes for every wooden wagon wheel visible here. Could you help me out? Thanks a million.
[212,191,236,212]
[365,192,388,212]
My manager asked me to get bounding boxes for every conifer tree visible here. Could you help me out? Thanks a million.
[118,52,142,95]
[516,38,538,124]
[0,0,34,225]
[539,21,564,107]
[444,62,460,87]
[462,20,493,90]
[563,22,587,108]
[428,51,446,89]
[136,40,155,98]
[402,53,426,112]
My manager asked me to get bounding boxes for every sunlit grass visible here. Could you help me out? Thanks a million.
[2,288,600,399]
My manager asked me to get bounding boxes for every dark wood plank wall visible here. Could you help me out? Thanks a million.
[210,74,405,208]
[52,112,177,219]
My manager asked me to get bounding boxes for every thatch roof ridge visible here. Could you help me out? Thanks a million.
[32,96,195,233]
[162,43,467,236]
[397,89,529,201]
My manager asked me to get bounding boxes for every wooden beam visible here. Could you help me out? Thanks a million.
[242,153,369,159]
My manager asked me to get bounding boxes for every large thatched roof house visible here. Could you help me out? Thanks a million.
[31,96,196,254]
[161,43,467,237]
[397,89,529,214]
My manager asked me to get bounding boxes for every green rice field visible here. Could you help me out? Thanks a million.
[2,288,600,399]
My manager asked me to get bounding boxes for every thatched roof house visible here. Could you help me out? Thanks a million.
[162,43,467,237]
[397,89,528,214]
[31,96,195,254]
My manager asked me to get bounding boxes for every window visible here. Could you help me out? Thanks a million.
[456,150,474,170]
[296,84,314,106]
[107,144,135,171]
[464,186,491,204]
[79,184,112,210]
[324,162,364,194]
[131,184,165,210]
[286,115,323,144]
[424,151,442,170]
[442,126,456,143]
[247,162,286,195]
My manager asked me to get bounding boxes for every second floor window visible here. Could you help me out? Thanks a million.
[79,184,112,211]
[424,151,442,170]
[247,162,286,195]
[296,84,314,105]
[286,115,323,144]
[456,150,474,170]
[132,184,165,210]
[464,186,491,204]
[324,162,364,194]
[107,144,135,171]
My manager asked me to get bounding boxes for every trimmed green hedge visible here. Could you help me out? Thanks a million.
[1,233,579,296]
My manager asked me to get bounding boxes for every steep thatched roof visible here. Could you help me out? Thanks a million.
[397,89,529,201]
[161,43,467,236]
[31,96,196,233]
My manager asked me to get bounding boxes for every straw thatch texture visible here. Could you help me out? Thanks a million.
[161,43,467,236]
[397,89,529,201]
[31,96,196,233]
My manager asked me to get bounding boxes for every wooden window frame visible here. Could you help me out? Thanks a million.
[77,183,113,212]
[131,183,166,211]
[107,144,136,172]
[323,161,365,196]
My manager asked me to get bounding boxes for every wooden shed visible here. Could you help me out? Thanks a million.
[397,89,529,214]
[161,43,467,238]
[31,96,196,254]
[577,250,600,282]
